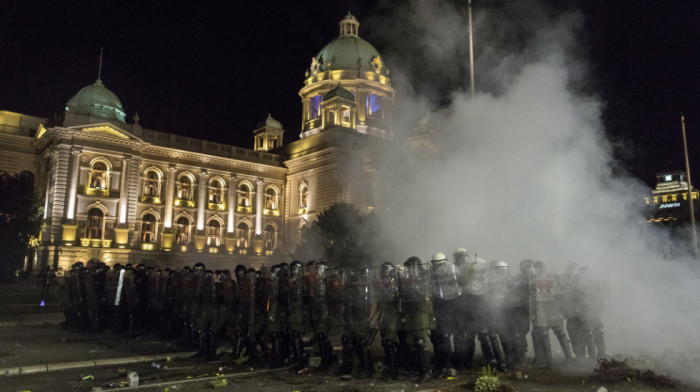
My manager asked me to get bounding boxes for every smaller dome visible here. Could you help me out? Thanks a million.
[257,113,282,129]
[342,12,357,21]
[65,79,126,123]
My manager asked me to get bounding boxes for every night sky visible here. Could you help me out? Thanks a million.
[1,0,698,187]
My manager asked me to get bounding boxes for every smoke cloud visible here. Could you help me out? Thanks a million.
[365,0,700,379]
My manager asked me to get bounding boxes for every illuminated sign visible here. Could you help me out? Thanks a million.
[659,202,681,209]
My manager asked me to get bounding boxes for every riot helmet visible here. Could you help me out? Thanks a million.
[290,261,303,278]
[404,256,423,279]
[379,262,395,284]
[519,259,534,274]
[71,262,84,271]
[235,264,246,281]
[430,252,448,268]
[487,260,509,285]
[112,263,124,271]
[193,262,206,276]
[316,261,328,276]
[453,248,469,267]
[463,257,488,295]
[532,260,545,276]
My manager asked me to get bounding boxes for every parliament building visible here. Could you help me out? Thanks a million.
[0,14,394,271]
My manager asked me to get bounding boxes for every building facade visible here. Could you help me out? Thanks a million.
[0,13,394,271]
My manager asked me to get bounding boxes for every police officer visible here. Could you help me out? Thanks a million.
[401,256,432,382]
[430,252,461,377]
[377,262,400,379]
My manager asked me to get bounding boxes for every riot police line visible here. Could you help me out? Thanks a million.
[58,250,606,382]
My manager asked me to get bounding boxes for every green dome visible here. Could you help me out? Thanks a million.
[311,14,388,77]
[65,79,127,123]
[257,113,282,129]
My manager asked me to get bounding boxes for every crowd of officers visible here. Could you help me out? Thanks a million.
[59,249,606,382]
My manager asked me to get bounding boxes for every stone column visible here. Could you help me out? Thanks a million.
[65,146,82,221]
[163,164,177,229]
[114,155,131,248]
[117,155,131,225]
[194,169,208,251]
[254,178,264,254]
[160,164,177,251]
[225,174,237,253]
[61,146,82,245]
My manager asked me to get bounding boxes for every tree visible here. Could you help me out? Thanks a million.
[292,202,393,268]
[0,171,42,281]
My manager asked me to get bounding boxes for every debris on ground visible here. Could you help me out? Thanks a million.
[592,358,675,388]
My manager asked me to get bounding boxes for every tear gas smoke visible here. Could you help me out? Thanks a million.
[365,0,700,379]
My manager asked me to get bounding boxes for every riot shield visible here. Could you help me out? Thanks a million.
[532,277,555,328]
[431,263,462,299]
[326,267,348,332]
[147,270,164,311]
[302,264,328,332]
[259,268,280,324]
[461,261,488,296]
[238,270,256,329]
[346,268,378,338]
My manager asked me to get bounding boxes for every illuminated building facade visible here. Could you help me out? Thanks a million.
[645,170,700,224]
[0,13,394,270]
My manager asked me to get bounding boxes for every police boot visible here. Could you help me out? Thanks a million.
[291,330,307,372]
[335,335,353,375]
[553,327,573,361]
[433,334,451,378]
[359,338,374,378]
[316,332,335,371]
[453,333,470,371]
[593,327,606,359]
[269,332,284,368]
[380,339,398,380]
[415,339,430,383]
[542,330,553,368]
[193,329,206,358]
[246,334,259,364]
[531,327,545,366]
[478,330,496,366]
[207,330,218,361]
[489,334,507,372]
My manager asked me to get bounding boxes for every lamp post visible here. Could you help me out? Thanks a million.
[681,114,697,255]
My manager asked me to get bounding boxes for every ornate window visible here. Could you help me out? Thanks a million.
[310,95,323,120]
[87,159,111,196]
[299,182,309,213]
[366,94,382,117]
[207,219,221,247]
[175,216,191,245]
[264,224,277,255]
[298,219,308,246]
[236,221,250,250]
[141,214,157,243]
[208,178,225,210]
[264,186,279,216]
[175,173,195,207]
[86,208,104,239]
[141,168,162,203]
[237,182,252,213]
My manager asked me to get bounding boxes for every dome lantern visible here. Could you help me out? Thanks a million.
[340,12,359,36]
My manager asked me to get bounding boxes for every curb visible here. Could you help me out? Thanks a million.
[0,351,197,377]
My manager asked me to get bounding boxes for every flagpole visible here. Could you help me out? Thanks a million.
[468,0,475,97]
[681,114,698,255]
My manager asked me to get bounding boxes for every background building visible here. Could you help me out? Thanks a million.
[0,14,394,271]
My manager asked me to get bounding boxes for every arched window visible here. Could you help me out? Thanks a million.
[208,178,224,207]
[88,160,111,196]
[175,216,190,244]
[141,214,157,243]
[298,219,308,246]
[264,224,276,254]
[86,208,104,239]
[237,183,252,212]
[178,175,192,200]
[299,183,309,212]
[143,170,160,198]
[236,221,250,249]
[264,187,279,215]
[207,220,221,246]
